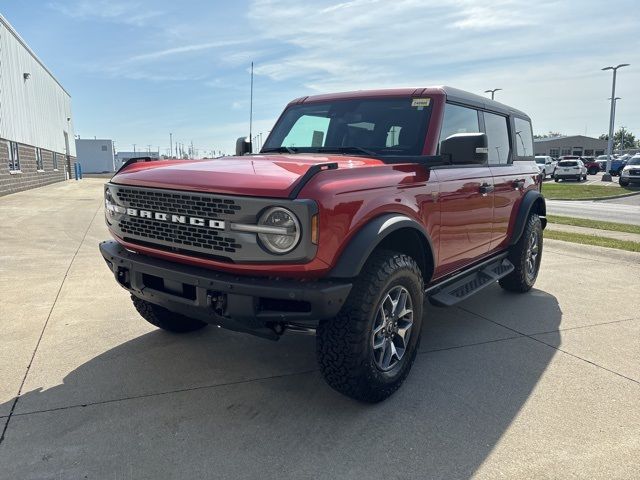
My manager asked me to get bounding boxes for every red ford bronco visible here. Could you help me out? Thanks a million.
[100,86,545,402]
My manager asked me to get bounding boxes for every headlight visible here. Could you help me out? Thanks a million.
[622,169,630,176]
[257,207,301,254]
[105,188,125,217]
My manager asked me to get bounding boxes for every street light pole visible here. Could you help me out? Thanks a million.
[484,88,502,100]
[169,133,173,158]
[602,64,629,181]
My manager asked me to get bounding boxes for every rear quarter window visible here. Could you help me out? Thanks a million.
[514,117,534,157]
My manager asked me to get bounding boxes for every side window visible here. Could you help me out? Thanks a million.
[514,118,534,157]
[8,141,21,172]
[439,104,480,150]
[36,148,44,171]
[282,115,330,147]
[484,112,511,165]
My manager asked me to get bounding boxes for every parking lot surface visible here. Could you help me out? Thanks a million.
[1,179,639,479]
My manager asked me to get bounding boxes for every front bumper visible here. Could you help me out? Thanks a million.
[100,240,352,338]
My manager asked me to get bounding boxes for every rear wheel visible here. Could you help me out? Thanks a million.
[316,250,424,403]
[500,214,543,293]
[576,175,581,182]
[132,296,208,333]
[588,167,599,175]
[554,177,559,182]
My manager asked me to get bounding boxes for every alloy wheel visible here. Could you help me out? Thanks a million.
[371,285,414,371]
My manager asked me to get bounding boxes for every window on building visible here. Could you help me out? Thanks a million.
[550,148,560,158]
[101,145,108,151]
[584,149,594,156]
[513,118,533,157]
[595,149,605,156]
[8,141,21,172]
[52,152,59,171]
[484,112,511,164]
[439,104,480,150]
[36,148,44,171]
[561,148,571,155]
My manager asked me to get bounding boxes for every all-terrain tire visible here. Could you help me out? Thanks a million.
[499,214,543,293]
[132,295,208,333]
[316,250,424,403]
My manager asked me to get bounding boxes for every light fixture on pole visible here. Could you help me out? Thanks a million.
[601,64,629,181]
[484,88,502,100]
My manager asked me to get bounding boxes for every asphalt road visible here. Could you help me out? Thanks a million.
[546,197,640,225]
[2,179,640,479]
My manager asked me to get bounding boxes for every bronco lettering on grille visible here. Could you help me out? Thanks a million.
[125,208,225,230]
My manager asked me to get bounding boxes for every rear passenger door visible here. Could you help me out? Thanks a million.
[488,115,532,250]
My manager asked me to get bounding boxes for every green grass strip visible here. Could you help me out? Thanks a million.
[545,230,640,253]
[541,183,637,200]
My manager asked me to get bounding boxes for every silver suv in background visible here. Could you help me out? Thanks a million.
[619,157,640,187]
[535,156,556,178]
[554,158,587,182]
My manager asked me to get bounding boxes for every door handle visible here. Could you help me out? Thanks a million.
[479,183,494,195]
[512,179,525,190]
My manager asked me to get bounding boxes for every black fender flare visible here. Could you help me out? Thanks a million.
[329,214,435,279]
[510,190,547,246]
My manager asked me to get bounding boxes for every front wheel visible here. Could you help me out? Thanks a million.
[316,250,424,403]
[619,177,629,187]
[499,214,543,293]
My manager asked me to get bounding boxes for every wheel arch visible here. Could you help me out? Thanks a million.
[510,190,547,246]
[329,214,435,282]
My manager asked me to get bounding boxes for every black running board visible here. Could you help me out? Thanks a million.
[427,256,514,307]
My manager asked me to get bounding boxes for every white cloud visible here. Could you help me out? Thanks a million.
[49,0,163,26]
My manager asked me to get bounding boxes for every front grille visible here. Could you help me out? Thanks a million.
[630,169,640,175]
[113,186,244,256]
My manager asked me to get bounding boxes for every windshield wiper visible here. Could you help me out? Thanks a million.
[261,146,298,154]
[314,146,379,157]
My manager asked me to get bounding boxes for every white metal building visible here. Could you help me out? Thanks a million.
[0,13,75,195]
[75,139,115,173]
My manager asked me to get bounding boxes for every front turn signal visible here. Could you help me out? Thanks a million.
[311,214,319,244]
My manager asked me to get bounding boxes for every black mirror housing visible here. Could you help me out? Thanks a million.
[235,137,252,156]
[440,133,488,165]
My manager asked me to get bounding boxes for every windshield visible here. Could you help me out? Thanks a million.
[535,158,546,164]
[262,98,432,157]
[628,158,640,165]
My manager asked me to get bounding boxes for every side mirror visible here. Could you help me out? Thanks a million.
[235,137,252,156]
[440,132,488,165]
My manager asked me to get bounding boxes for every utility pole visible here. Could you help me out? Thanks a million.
[133,144,136,153]
[249,61,254,153]
[169,133,173,158]
[484,88,502,100]
[602,63,630,181]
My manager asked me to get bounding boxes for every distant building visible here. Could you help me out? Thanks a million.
[0,14,75,196]
[114,150,160,169]
[75,139,116,173]
[533,135,608,158]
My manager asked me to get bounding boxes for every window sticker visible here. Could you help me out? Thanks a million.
[411,98,431,108]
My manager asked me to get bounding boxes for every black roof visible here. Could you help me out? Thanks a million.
[441,86,530,120]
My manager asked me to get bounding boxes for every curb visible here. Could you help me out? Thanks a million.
[545,191,640,202]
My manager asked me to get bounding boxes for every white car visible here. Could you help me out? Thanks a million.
[554,159,587,182]
[535,156,556,178]
[619,157,640,187]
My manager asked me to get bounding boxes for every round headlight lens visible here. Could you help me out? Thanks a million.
[257,207,301,254]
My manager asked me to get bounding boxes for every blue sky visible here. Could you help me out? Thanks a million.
[2,0,639,155]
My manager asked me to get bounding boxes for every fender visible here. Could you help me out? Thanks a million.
[509,190,547,246]
[329,214,435,279]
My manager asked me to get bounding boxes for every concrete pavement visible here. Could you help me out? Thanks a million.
[1,179,639,479]
[546,198,640,225]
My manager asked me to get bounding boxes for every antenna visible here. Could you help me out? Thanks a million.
[249,62,254,150]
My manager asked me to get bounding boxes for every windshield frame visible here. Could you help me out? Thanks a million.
[261,97,433,160]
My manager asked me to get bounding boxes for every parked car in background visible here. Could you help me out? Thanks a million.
[619,157,640,187]
[582,157,601,175]
[609,156,629,176]
[595,154,611,171]
[554,158,587,182]
[535,156,555,178]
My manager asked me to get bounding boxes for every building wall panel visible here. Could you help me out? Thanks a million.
[0,16,75,157]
